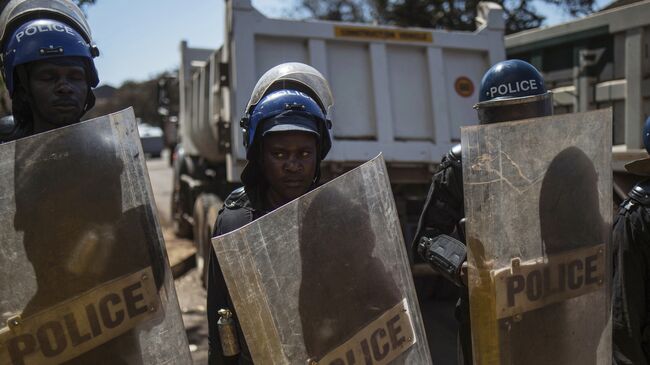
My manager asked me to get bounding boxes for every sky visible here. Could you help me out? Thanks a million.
[85,0,286,87]
[85,0,610,87]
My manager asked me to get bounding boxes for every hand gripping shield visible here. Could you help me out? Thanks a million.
[461,110,612,364]
[212,155,431,364]
[0,109,191,365]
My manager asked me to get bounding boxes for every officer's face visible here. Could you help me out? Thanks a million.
[261,131,318,207]
[27,59,88,131]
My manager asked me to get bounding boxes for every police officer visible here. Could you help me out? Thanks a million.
[0,0,99,141]
[207,62,333,365]
[412,59,553,364]
[0,3,156,364]
[613,117,650,364]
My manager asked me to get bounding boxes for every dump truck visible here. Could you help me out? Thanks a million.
[171,0,507,286]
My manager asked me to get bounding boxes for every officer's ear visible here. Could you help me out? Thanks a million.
[256,139,266,166]
[14,66,34,106]
[10,80,35,131]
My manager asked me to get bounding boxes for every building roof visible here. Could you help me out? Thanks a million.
[506,0,650,53]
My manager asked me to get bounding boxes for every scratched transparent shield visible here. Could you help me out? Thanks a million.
[462,110,612,365]
[0,108,191,365]
[212,155,431,364]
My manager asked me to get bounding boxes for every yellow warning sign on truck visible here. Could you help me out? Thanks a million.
[334,26,433,43]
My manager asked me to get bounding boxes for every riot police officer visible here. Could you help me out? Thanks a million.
[0,0,99,141]
[613,117,650,364]
[207,62,334,365]
[1,3,193,364]
[413,59,553,364]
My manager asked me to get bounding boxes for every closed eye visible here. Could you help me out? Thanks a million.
[68,72,85,81]
[36,74,56,82]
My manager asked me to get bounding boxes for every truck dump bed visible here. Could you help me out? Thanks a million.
[180,0,506,182]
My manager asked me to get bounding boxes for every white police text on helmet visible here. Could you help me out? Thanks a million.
[15,23,77,43]
[487,79,539,99]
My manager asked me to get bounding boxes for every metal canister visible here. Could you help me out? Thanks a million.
[217,308,240,357]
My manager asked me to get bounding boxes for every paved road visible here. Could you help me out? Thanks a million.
[176,267,209,364]
[146,154,173,227]
[146,154,458,365]
[147,155,210,364]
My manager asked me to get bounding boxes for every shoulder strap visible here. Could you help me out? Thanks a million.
[224,186,252,209]
[629,179,650,206]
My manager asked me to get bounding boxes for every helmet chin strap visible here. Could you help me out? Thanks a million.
[84,88,95,112]
[312,148,322,185]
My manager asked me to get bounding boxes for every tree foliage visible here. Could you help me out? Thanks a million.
[299,0,374,22]
[84,78,163,126]
[74,0,97,8]
[299,0,597,34]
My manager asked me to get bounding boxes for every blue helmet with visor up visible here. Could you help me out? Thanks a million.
[242,89,332,159]
[2,18,99,96]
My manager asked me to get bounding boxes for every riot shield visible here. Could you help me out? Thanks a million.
[212,155,431,364]
[461,109,612,364]
[0,108,191,365]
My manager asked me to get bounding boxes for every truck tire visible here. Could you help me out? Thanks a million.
[172,181,193,238]
[193,193,222,288]
[203,201,222,289]
[171,153,194,239]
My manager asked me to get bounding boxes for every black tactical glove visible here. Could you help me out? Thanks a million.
[418,234,467,288]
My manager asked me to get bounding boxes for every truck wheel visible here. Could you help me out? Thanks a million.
[193,194,222,289]
[203,201,222,289]
[171,152,194,239]
[172,183,193,238]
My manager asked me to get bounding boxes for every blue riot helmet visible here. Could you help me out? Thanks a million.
[0,0,94,43]
[240,63,333,189]
[245,89,331,159]
[0,17,99,133]
[474,59,553,124]
[241,62,333,160]
[245,62,333,116]
[2,18,99,95]
[0,0,99,134]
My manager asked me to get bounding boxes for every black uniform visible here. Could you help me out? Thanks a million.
[207,187,267,365]
[613,179,650,364]
[412,144,472,365]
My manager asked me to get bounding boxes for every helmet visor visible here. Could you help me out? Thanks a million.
[474,92,553,124]
[247,63,333,114]
[0,0,93,45]
[261,114,321,138]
